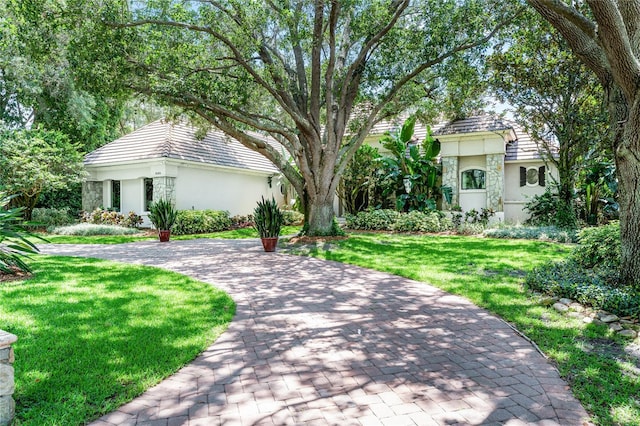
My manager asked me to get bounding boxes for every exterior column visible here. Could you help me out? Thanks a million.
[153,177,176,203]
[82,181,103,212]
[0,330,17,426]
[441,156,459,209]
[486,154,504,211]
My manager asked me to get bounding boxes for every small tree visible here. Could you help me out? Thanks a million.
[0,129,86,219]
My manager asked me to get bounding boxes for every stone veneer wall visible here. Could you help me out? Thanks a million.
[485,153,504,211]
[441,156,459,208]
[0,330,17,426]
[153,177,176,204]
[82,181,103,212]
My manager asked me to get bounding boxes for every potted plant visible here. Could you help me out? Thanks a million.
[148,198,178,242]
[253,196,283,252]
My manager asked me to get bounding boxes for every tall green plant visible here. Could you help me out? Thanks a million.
[253,197,283,238]
[148,199,178,231]
[0,193,39,273]
[379,117,449,212]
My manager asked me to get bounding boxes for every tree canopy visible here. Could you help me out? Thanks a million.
[488,9,609,229]
[528,0,640,289]
[73,0,521,235]
[0,0,127,150]
[0,129,85,219]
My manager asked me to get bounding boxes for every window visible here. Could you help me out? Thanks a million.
[111,180,121,211]
[520,166,546,187]
[461,169,486,190]
[144,178,154,211]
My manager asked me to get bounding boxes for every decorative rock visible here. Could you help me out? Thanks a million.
[569,303,584,312]
[559,298,573,305]
[0,396,14,426]
[609,323,624,332]
[583,317,594,324]
[553,303,569,313]
[618,329,638,339]
[539,296,558,306]
[620,319,635,325]
[568,312,582,319]
[0,365,13,395]
[600,314,620,323]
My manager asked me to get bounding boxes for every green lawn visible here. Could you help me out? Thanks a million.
[288,233,640,426]
[0,256,235,426]
[36,225,301,244]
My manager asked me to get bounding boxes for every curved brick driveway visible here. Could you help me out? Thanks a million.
[40,239,589,426]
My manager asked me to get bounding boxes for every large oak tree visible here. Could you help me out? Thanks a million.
[528,1,640,288]
[87,0,519,235]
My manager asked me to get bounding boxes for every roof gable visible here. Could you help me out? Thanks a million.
[84,120,280,174]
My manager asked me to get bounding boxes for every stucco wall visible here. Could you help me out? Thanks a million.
[175,165,283,215]
[85,159,287,226]
[504,161,557,223]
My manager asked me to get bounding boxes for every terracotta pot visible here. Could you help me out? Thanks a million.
[158,230,171,242]
[260,237,278,252]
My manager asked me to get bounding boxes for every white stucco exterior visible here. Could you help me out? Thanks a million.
[85,159,284,227]
[438,129,557,224]
[82,120,289,227]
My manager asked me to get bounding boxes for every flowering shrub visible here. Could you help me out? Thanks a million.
[81,208,143,228]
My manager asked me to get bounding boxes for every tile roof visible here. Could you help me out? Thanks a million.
[433,115,513,135]
[505,122,548,162]
[84,120,280,174]
[432,115,551,162]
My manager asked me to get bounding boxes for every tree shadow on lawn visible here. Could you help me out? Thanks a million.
[44,239,589,425]
[31,239,624,424]
[1,256,234,424]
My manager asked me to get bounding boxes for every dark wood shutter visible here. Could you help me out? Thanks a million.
[539,166,546,187]
[520,167,526,187]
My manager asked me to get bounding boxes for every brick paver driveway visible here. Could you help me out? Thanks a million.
[40,239,589,425]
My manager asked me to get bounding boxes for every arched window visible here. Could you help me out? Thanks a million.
[461,169,486,190]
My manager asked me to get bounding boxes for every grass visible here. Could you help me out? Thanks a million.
[0,256,235,426]
[287,232,640,426]
[34,225,301,244]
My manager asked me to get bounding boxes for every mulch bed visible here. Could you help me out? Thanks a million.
[0,267,31,283]
[288,235,349,244]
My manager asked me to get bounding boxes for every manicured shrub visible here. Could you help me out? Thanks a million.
[80,208,143,228]
[570,221,620,270]
[456,222,485,235]
[525,259,640,319]
[30,207,76,230]
[281,209,304,226]
[390,210,452,233]
[345,209,453,233]
[345,209,400,230]
[51,223,141,236]
[484,225,577,243]
[230,214,253,229]
[172,210,232,235]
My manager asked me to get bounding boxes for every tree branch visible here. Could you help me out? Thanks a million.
[586,0,640,101]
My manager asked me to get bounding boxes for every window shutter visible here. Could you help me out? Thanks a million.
[520,167,526,187]
[539,166,546,187]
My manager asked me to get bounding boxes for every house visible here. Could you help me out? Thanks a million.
[364,115,556,223]
[82,119,285,226]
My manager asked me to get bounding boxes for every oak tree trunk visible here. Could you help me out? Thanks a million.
[615,96,640,288]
